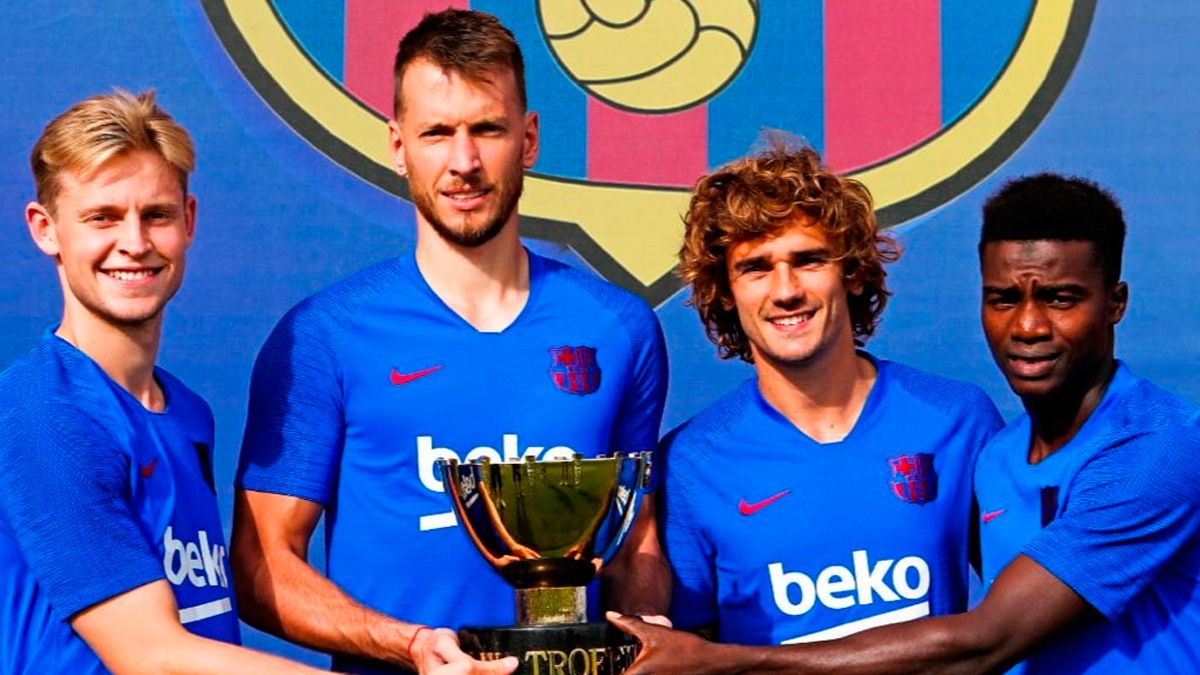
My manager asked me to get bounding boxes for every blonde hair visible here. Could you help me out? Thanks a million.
[31,89,194,212]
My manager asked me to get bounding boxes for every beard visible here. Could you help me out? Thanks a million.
[409,165,525,248]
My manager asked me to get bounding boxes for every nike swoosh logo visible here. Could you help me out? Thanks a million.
[390,365,442,386]
[140,459,157,479]
[982,508,1006,524]
[738,490,791,516]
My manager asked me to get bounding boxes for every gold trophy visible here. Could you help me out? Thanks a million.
[438,453,651,675]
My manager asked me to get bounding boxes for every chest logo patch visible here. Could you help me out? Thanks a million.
[739,489,791,516]
[390,365,442,386]
[982,508,1006,524]
[549,346,601,395]
[888,453,937,505]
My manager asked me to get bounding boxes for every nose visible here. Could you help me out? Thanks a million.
[448,130,481,176]
[1012,299,1051,343]
[116,214,153,258]
[769,263,803,307]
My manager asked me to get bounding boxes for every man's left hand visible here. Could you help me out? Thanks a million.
[606,612,732,675]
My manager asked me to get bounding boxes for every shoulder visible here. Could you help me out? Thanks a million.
[1110,369,1200,434]
[876,357,1001,421]
[0,340,125,468]
[663,381,757,457]
[281,256,412,329]
[0,339,113,427]
[262,256,412,351]
[535,253,659,332]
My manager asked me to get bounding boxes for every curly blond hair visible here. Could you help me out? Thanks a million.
[679,139,900,361]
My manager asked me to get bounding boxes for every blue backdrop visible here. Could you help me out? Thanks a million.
[1,1,1197,666]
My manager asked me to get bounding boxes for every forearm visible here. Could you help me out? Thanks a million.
[603,548,671,616]
[698,614,1004,675]
[602,495,671,616]
[138,632,331,675]
[235,545,423,668]
[612,611,1014,675]
[73,580,329,675]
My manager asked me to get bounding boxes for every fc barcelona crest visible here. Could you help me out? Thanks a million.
[888,453,937,505]
[201,1,1096,305]
[549,346,601,396]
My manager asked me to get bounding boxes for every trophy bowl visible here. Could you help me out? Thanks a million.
[439,453,652,674]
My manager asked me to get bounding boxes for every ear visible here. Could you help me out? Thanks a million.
[184,194,198,246]
[845,260,865,296]
[847,274,865,297]
[387,119,407,178]
[522,111,540,169]
[25,201,60,257]
[1108,281,1128,324]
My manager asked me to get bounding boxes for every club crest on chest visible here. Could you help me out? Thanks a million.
[888,453,937,505]
[548,346,601,396]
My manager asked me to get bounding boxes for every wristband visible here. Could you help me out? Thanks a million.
[407,626,431,656]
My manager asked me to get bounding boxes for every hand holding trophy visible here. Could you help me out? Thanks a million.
[439,454,652,675]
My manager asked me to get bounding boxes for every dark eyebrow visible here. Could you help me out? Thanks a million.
[731,254,769,275]
[471,116,508,131]
[418,122,453,135]
[792,247,833,262]
[982,285,1015,295]
[1035,284,1089,296]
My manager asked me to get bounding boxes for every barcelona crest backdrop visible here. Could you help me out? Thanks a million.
[0,1,1198,665]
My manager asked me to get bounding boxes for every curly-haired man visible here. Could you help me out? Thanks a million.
[624,140,1002,649]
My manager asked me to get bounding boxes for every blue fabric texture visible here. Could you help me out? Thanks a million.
[975,362,1200,674]
[237,249,668,674]
[662,355,1003,645]
[0,335,238,674]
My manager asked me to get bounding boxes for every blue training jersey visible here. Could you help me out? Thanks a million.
[662,355,1002,646]
[238,249,667,674]
[975,362,1200,674]
[0,335,239,674]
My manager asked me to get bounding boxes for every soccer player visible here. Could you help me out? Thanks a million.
[610,174,1200,673]
[0,91,337,673]
[631,141,1002,647]
[232,9,668,674]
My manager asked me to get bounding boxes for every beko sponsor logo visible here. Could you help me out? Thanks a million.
[769,550,930,616]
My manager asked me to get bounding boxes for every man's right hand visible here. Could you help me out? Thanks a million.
[413,627,518,675]
[427,655,520,675]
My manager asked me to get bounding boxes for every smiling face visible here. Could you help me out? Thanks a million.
[980,239,1126,402]
[726,218,859,374]
[26,150,196,332]
[388,59,538,249]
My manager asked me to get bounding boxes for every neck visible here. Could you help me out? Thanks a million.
[56,303,164,411]
[756,342,876,444]
[1024,358,1116,463]
[414,219,529,332]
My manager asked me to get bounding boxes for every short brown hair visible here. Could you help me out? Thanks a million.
[30,89,194,213]
[679,138,900,362]
[392,8,526,118]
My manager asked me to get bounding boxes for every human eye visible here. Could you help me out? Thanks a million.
[796,253,829,269]
[84,211,116,226]
[473,121,506,136]
[1045,293,1080,309]
[984,289,1018,308]
[733,258,770,277]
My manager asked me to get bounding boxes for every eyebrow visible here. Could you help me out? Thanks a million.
[730,247,833,274]
[981,283,1090,295]
[76,201,183,217]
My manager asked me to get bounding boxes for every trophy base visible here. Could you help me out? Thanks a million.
[459,622,639,675]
